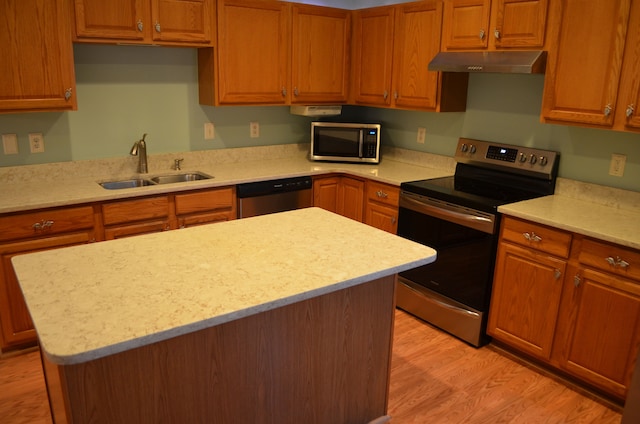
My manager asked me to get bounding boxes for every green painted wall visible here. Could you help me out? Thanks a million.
[0,43,638,192]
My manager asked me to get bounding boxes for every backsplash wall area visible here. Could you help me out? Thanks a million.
[0,44,638,192]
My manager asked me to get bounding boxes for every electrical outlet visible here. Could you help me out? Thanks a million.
[29,133,45,153]
[204,123,215,140]
[417,127,426,144]
[609,153,626,177]
[250,122,260,138]
[2,134,18,155]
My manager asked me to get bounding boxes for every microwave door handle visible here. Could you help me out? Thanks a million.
[358,130,364,158]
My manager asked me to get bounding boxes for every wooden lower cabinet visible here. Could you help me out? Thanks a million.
[313,175,364,222]
[175,187,237,228]
[364,181,399,234]
[488,216,640,401]
[102,195,173,240]
[0,206,97,350]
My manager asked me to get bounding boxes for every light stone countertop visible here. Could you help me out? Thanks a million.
[0,144,455,214]
[12,207,437,365]
[498,179,640,250]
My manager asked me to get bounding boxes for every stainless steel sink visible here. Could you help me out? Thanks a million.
[149,172,213,184]
[99,179,157,190]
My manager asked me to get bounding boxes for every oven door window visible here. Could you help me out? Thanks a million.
[313,128,360,157]
[397,207,496,311]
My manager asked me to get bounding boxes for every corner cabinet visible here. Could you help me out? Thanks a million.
[488,216,640,401]
[540,0,639,131]
[351,1,468,111]
[441,0,549,51]
[0,206,97,350]
[200,0,350,106]
[313,175,365,222]
[73,0,214,46]
[0,0,77,113]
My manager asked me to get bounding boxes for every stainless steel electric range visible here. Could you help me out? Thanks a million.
[396,138,560,347]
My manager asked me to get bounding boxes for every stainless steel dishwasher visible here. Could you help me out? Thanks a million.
[237,176,313,218]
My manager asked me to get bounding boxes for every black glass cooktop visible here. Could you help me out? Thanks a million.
[401,163,556,213]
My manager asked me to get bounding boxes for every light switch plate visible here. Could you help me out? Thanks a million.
[417,127,426,144]
[204,123,215,140]
[2,134,18,155]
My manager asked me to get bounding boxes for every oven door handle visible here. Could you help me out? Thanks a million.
[400,192,496,234]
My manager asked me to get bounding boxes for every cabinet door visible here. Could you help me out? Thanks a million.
[351,6,395,106]
[487,242,566,360]
[441,0,491,50]
[0,233,94,349]
[541,0,632,127]
[313,177,340,214]
[365,203,398,234]
[291,5,350,104]
[558,268,640,400]
[616,0,640,131]
[338,177,364,222]
[492,0,548,48]
[151,0,213,44]
[74,0,148,41]
[392,1,443,110]
[215,0,290,105]
[1,0,76,113]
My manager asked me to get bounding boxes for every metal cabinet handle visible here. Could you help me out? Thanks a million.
[523,232,542,242]
[554,269,562,280]
[154,21,161,33]
[606,256,630,269]
[479,29,486,40]
[64,88,72,101]
[494,29,500,39]
[393,91,398,100]
[383,90,388,100]
[32,220,54,232]
[391,217,397,224]
[604,104,612,117]
[574,274,581,287]
[137,20,144,32]
[626,104,635,118]
[376,190,388,198]
[281,87,287,97]
[293,87,299,96]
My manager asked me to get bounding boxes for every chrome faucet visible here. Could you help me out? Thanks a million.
[130,133,148,174]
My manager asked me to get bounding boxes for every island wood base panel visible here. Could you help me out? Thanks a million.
[41,275,396,424]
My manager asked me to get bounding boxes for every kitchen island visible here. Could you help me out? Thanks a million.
[12,207,436,424]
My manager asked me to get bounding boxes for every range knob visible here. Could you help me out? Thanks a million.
[519,153,527,162]
[539,156,548,166]
[469,145,477,153]
[529,154,537,165]
[460,143,468,152]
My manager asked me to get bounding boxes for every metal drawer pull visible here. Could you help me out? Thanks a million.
[376,190,388,198]
[32,220,54,231]
[554,269,562,280]
[523,232,542,242]
[606,256,630,269]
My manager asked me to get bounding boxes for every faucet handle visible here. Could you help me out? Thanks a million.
[174,158,184,170]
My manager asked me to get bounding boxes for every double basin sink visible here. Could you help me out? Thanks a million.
[99,172,212,190]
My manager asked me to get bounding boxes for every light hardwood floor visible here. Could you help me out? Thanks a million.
[0,310,622,423]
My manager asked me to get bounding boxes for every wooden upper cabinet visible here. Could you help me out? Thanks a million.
[615,0,640,132]
[206,0,290,105]
[442,0,548,50]
[541,0,632,128]
[291,5,350,104]
[352,1,467,112]
[0,0,76,113]
[351,6,396,107]
[73,0,214,46]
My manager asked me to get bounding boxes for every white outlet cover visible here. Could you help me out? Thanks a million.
[29,133,45,153]
[204,123,215,140]
[609,153,626,177]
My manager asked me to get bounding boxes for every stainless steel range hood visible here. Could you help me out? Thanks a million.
[428,50,547,74]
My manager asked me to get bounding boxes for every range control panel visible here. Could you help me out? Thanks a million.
[455,138,559,179]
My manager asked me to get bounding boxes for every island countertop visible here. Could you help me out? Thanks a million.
[12,207,436,366]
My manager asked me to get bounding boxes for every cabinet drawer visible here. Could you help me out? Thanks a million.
[0,206,95,242]
[579,238,640,282]
[175,187,235,215]
[102,196,170,226]
[366,181,399,207]
[500,216,572,258]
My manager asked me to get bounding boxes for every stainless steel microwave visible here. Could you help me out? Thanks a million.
[310,122,381,164]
